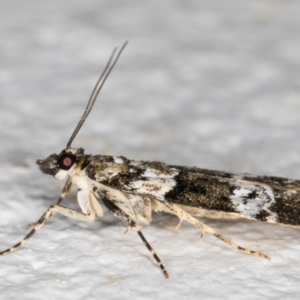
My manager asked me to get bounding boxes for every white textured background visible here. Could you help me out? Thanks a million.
[0,1,300,299]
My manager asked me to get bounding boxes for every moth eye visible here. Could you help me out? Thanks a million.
[57,154,75,170]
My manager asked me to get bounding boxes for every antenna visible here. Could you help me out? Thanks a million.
[66,41,128,148]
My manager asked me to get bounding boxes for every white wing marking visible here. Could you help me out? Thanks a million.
[229,180,277,222]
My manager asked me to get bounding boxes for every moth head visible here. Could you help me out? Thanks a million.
[36,43,127,180]
[36,147,85,180]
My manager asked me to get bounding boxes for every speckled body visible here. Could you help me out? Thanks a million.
[76,154,300,227]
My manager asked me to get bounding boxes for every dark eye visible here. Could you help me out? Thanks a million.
[57,153,76,170]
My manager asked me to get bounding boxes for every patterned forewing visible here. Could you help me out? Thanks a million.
[84,156,300,226]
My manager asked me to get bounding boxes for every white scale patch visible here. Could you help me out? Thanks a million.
[230,181,277,222]
[142,167,178,178]
[55,169,69,180]
[128,168,179,199]
[113,156,124,164]
[55,164,76,180]
[106,171,119,178]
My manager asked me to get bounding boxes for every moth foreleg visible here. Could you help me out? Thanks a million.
[101,196,169,279]
[0,203,95,257]
[56,176,72,205]
[154,199,270,260]
[27,176,73,228]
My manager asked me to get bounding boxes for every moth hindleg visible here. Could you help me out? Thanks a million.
[153,199,270,260]
[101,196,169,279]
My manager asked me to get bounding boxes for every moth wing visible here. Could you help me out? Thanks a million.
[123,168,300,226]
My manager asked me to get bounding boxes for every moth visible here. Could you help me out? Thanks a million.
[1,42,300,279]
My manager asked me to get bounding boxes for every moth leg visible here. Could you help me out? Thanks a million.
[27,176,73,228]
[174,219,183,231]
[0,190,95,256]
[102,196,169,279]
[56,176,72,205]
[142,195,152,223]
[122,228,130,238]
[156,199,270,260]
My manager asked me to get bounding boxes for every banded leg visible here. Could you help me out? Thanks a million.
[159,199,270,260]
[0,204,94,256]
[56,176,72,205]
[102,197,169,279]
[27,177,73,228]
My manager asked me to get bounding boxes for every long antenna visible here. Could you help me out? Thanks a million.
[66,41,128,148]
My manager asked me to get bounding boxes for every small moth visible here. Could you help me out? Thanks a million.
[1,42,299,279]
